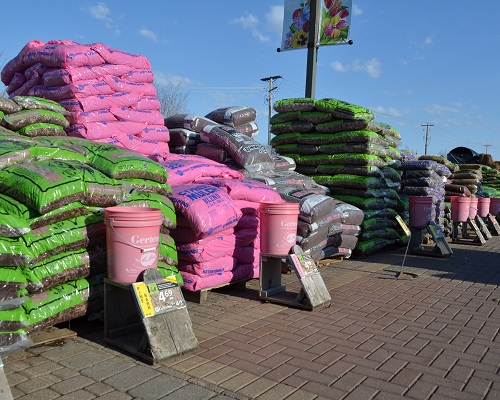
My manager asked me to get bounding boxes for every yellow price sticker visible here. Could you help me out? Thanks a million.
[395,215,411,236]
[133,282,155,317]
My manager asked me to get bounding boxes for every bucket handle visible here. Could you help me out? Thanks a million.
[108,220,158,252]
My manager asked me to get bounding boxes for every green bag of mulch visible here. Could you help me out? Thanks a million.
[119,191,177,230]
[4,109,69,131]
[269,132,301,146]
[355,238,390,255]
[315,98,375,121]
[370,121,401,140]
[269,111,301,124]
[23,278,91,333]
[316,164,383,177]
[28,202,98,230]
[0,96,22,113]
[0,160,81,214]
[275,143,318,155]
[313,153,387,167]
[0,206,30,237]
[158,261,183,286]
[121,178,171,196]
[16,122,66,137]
[23,247,106,293]
[158,232,178,266]
[26,213,105,266]
[298,111,332,124]
[270,121,315,134]
[316,119,369,133]
[311,174,386,190]
[273,98,316,112]
[319,142,388,157]
[12,96,69,115]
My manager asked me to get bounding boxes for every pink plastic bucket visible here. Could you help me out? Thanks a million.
[409,196,433,228]
[450,196,470,222]
[477,198,491,218]
[490,198,500,216]
[469,197,478,219]
[105,206,162,283]
[259,202,299,255]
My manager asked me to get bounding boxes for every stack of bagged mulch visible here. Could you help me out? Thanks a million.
[397,155,452,234]
[1,39,169,158]
[0,115,180,354]
[269,97,406,256]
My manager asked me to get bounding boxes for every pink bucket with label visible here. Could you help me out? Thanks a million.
[105,206,162,283]
[477,197,491,218]
[490,198,500,216]
[259,202,299,255]
[450,196,470,222]
[409,196,433,228]
[469,197,478,219]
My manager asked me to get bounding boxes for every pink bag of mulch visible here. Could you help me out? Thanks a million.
[193,177,284,203]
[91,43,151,69]
[110,106,164,125]
[177,256,237,278]
[180,263,253,292]
[67,121,146,140]
[1,40,45,85]
[121,69,154,83]
[235,228,260,246]
[23,42,105,68]
[176,229,236,263]
[170,183,242,238]
[155,153,243,186]
[104,76,156,96]
[235,214,259,230]
[233,243,260,265]
[171,225,234,244]
[42,64,134,87]
[131,96,161,111]
[232,199,261,215]
[6,73,26,94]
[8,74,41,97]
[67,110,117,125]
[136,125,170,142]
[30,80,115,101]
[59,92,142,113]
[95,133,170,157]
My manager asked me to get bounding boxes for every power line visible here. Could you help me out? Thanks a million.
[421,123,434,155]
[484,144,491,154]
[261,75,282,145]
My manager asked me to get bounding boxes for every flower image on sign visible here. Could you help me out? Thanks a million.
[319,0,351,45]
[280,0,352,51]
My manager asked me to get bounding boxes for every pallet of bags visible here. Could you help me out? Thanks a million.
[1,40,170,158]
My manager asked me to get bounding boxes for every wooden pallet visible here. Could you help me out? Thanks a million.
[30,326,77,347]
[181,279,249,304]
[317,256,344,267]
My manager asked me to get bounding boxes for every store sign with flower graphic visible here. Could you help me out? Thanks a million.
[280,0,352,51]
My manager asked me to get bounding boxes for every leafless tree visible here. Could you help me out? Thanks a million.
[153,81,189,118]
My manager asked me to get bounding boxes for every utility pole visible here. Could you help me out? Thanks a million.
[261,75,282,145]
[421,123,434,155]
[484,144,491,154]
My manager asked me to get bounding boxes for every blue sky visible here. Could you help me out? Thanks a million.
[2,1,500,161]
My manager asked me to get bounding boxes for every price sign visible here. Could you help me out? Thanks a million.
[133,277,186,318]
[395,215,411,237]
[288,253,318,278]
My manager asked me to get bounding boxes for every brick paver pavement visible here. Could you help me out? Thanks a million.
[3,235,500,399]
